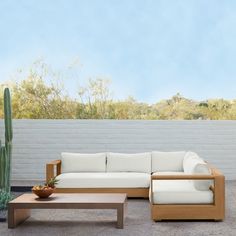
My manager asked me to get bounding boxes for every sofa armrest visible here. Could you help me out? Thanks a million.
[46,160,61,182]
[151,174,215,180]
[151,167,223,180]
[209,167,225,216]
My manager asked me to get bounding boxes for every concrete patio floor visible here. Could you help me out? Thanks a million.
[0,180,235,236]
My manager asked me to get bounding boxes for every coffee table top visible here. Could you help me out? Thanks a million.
[9,193,127,205]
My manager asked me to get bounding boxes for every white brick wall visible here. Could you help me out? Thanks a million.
[0,119,236,185]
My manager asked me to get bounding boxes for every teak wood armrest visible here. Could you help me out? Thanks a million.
[46,160,61,182]
[151,167,223,180]
[151,174,215,180]
[48,160,61,166]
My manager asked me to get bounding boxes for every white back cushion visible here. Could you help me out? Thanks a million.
[61,152,106,173]
[183,151,212,190]
[183,151,201,171]
[107,152,151,173]
[151,151,186,172]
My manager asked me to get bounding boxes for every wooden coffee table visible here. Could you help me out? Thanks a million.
[8,193,127,229]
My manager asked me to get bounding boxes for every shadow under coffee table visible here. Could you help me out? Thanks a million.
[8,193,127,229]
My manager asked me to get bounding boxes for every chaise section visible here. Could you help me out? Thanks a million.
[150,171,213,204]
[150,167,225,221]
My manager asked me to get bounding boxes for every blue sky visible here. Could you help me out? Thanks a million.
[0,0,236,103]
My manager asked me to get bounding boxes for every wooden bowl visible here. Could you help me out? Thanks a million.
[32,187,54,198]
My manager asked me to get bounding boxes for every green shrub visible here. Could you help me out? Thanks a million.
[0,190,12,210]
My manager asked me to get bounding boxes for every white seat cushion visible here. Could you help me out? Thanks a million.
[151,179,213,204]
[56,172,150,188]
[107,152,151,173]
[183,151,212,191]
[151,151,186,172]
[61,152,106,173]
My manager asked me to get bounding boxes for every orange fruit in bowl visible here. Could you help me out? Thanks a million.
[32,185,54,198]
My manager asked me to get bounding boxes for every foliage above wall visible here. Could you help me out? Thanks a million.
[0,62,236,120]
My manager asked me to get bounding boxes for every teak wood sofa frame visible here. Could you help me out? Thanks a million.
[46,160,149,198]
[46,161,225,220]
[150,167,225,221]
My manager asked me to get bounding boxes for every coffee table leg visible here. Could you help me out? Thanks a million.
[8,206,31,228]
[124,200,128,217]
[117,204,125,229]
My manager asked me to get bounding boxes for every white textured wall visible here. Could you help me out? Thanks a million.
[0,119,236,185]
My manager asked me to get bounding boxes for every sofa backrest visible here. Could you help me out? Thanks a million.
[60,151,212,188]
[151,151,186,172]
[183,151,212,190]
[106,152,151,173]
[61,152,106,173]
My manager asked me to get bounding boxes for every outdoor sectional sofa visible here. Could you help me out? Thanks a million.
[46,151,225,221]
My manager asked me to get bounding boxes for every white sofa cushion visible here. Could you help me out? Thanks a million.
[107,152,151,173]
[61,152,106,173]
[151,151,186,172]
[56,172,150,188]
[151,178,213,204]
[183,151,212,191]
[183,151,202,172]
